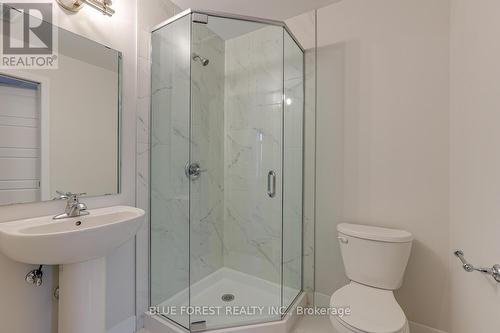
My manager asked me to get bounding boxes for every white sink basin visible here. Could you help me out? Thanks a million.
[0,205,145,333]
[0,205,145,265]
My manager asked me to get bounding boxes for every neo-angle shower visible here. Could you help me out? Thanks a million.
[150,9,304,332]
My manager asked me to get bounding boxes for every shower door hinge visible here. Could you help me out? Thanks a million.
[192,13,208,24]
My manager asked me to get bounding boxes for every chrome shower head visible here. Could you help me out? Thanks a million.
[192,53,209,66]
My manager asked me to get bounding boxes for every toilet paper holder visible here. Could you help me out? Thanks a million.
[454,250,500,283]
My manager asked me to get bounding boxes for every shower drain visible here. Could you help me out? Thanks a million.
[221,293,235,302]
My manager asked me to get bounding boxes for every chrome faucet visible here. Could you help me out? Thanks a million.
[53,191,89,220]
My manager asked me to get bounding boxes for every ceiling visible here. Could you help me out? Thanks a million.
[170,0,341,21]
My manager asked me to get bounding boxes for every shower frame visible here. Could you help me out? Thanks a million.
[151,9,305,52]
[148,8,307,332]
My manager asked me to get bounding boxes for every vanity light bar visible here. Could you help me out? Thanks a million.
[56,0,115,17]
[83,0,115,16]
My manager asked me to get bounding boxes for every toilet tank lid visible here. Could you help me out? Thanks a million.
[337,223,413,243]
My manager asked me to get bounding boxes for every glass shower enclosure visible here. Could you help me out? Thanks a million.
[150,9,304,331]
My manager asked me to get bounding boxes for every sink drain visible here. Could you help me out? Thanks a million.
[221,293,235,302]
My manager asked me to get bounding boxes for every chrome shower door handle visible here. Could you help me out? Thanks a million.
[267,170,276,198]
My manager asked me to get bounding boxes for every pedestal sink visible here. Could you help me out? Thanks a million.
[0,205,145,333]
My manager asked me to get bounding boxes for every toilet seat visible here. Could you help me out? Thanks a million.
[330,282,408,333]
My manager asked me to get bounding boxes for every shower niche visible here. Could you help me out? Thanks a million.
[150,9,304,331]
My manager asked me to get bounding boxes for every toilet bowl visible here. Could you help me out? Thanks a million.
[330,282,409,333]
[330,223,413,333]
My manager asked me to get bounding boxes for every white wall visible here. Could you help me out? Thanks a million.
[315,42,349,300]
[46,54,118,198]
[312,0,451,331]
[0,0,138,332]
[450,0,500,332]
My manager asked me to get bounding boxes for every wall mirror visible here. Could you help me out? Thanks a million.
[0,5,122,205]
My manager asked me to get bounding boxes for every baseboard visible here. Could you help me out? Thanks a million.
[408,321,447,333]
[108,316,136,333]
[313,292,331,307]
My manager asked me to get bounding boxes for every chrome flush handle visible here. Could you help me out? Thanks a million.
[337,236,348,244]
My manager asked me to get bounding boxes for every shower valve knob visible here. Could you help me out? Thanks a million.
[185,162,206,180]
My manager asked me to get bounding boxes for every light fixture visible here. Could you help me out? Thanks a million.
[56,0,115,16]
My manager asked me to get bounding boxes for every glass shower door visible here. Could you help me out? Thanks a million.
[282,29,304,311]
[188,14,284,331]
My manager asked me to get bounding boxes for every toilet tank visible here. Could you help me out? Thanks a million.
[337,223,413,290]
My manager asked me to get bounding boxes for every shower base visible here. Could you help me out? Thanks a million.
[146,267,304,332]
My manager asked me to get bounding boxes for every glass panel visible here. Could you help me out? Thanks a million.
[282,31,304,309]
[189,15,284,330]
[150,14,191,329]
[304,46,317,301]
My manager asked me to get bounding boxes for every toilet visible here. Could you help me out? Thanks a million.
[330,223,413,333]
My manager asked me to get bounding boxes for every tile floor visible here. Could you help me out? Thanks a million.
[138,315,337,333]
[291,315,337,333]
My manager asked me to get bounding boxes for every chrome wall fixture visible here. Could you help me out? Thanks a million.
[185,162,206,180]
[56,0,115,16]
[25,266,44,286]
[454,250,500,283]
[192,53,210,66]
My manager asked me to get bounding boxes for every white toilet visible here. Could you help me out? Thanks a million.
[330,223,413,333]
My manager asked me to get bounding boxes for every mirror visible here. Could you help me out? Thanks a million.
[0,5,121,205]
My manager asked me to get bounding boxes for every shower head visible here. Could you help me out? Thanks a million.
[192,53,209,66]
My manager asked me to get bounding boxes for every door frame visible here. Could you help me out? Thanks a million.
[0,70,51,200]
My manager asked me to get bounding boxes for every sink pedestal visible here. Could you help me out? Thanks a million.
[0,206,145,333]
[59,257,107,333]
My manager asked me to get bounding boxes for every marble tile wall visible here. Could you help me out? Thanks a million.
[189,23,226,284]
[145,13,226,325]
[223,25,285,285]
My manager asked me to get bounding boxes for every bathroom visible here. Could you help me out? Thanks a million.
[0,0,497,333]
